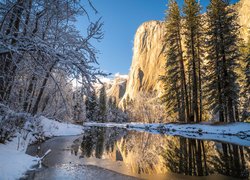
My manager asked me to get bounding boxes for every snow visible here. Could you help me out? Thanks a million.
[84,122,250,136]
[0,116,84,180]
[84,122,128,128]
[162,122,250,136]
[38,116,84,137]
[0,138,39,180]
[84,122,250,146]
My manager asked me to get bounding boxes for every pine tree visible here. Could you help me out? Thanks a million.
[183,0,204,122]
[205,0,241,122]
[107,97,118,122]
[245,36,250,92]
[241,36,250,121]
[85,91,98,122]
[98,86,107,122]
[161,0,189,122]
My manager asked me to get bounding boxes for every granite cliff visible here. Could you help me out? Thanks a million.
[115,0,250,105]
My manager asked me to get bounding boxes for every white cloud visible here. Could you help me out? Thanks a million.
[114,72,128,79]
[98,76,112,84]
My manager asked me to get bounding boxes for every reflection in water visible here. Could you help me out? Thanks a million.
[211,143,249,178]
[71,127,250,179]
[163,138,249,178]
[163,138,208,176]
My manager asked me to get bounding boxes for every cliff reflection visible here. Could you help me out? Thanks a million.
[71,127,250,178]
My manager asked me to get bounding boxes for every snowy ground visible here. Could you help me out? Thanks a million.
[0,116,84,180]
[84,122,250,146]
[0,138,39,180]
[38,116,84,137]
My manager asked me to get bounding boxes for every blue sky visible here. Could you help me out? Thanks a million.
[77,0,239,75]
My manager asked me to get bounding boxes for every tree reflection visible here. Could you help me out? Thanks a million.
[211,143,249,178]
[78,127,126,159]
[162,137,208,176]
[95,128,105,158]
[81,131,94,157]
[72,127,250,179]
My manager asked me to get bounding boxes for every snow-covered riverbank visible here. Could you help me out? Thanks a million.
[84,122,250,146]
[0,116,84,180]
[1,110,250,180]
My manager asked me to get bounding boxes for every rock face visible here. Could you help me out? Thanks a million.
[236,0,250,42]
[107,75,127,103]
[120,0,250,104]
[122,21,166,100]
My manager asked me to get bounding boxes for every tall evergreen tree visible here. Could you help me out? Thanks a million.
[183,0,204,122]
[85,91,98,122]
[245,36,250,93]
[161,0,189,122]
[98,86,107,122]
[205,0,241,122]
[241,36,250,121]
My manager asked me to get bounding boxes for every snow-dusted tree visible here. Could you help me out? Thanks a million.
[98,86,107,122]
[0,0,104,120]
[205,0,241,122]
[106,97,127,122]
[107,97,116,122]
[85,91,98,122]
[72,89,86,123]
[125,92,168,123]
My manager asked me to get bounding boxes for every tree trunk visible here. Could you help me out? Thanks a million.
[1,0,24,102]
[23,0,33,36]
[228,97,235,122]
[177,29,190,122]
[197,39,202,122]
[235,104,240,122]
[27,81,37,113]
[23,76,36,111]
[190,30,199,122]
[32,62,56,115]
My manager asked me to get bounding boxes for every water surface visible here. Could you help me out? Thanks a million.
[26,127,250,179]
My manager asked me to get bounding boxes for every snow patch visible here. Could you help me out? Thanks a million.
[0,138,39,180]
[38,116,84,137]
[0,115,84,180]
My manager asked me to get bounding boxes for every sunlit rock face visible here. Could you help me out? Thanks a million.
[95,74,127,104]
[121,0,250,103]
[122,21,166,101]
[107,75,127,103]
[236,0,250,42]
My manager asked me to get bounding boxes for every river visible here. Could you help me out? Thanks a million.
[24,126,250,180]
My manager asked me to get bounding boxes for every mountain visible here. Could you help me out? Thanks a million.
[107,74,128,103]
[236,0,250,42]
[94,74,127,104]
[122,21,166,100]
[119,0,250,106]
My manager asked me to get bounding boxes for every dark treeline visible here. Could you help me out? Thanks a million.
[162,0,250,123]
[85,86,127,123]
[163,137,249,178]
[71,127,127,158]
